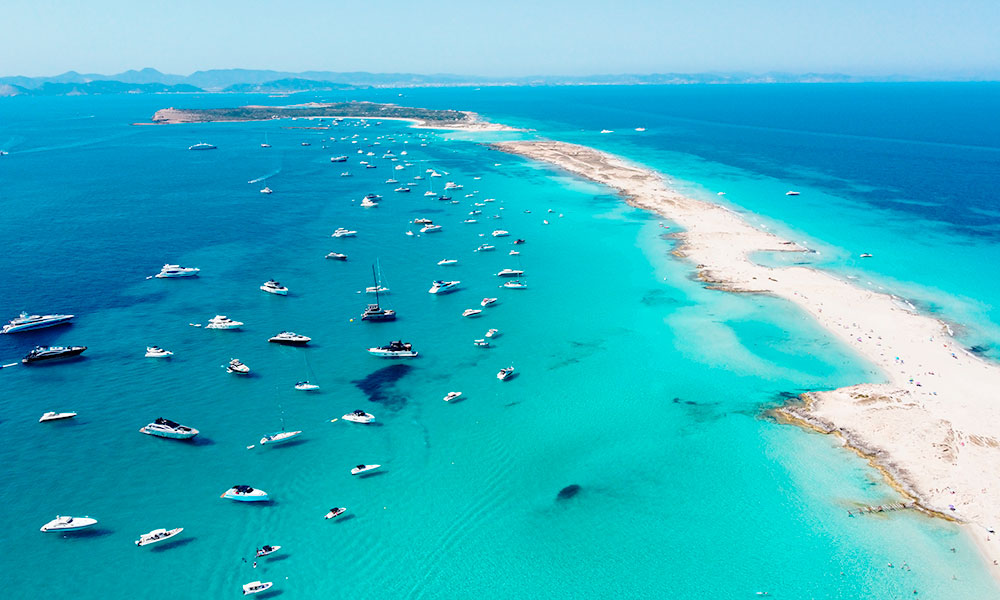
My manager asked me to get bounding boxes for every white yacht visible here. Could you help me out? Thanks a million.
[255,545,281,558]
[368,340,418,358]
[491,230,509,237]
[326,252,348,261]
[503,280,528,289]
[462,309,482,318]
[40,516,98,532]
[360,197,379,207]
[330,155,348,162]
[509,250,520,256]
[444,182,463,190]
[600,129,613,134]
[260,280,288,295]
[423,190,437,197]
[341,171,351,177]
[205,315,243,329]
[260,186,273,194]
[413,218,433,224]
[332,228,357,238]
[188,142,216,151]
[485,328,499,338]
[786,191,800,196]
[342,410,375,424]
[394,187,411,193]
[481,297,498,307]
[421,224,442,233]
[437,259,458,266]
[443,391,463,402]
[295,381,320,391]
[351,464,381,475]
[39,411,77,422]
[260,430,302,445]
[227,359,251,374]
[135,527,183,547]
[497,366,515,381]
[385,178,399,184]
[463,219,477,224]
[269,332,311,346]
[140,417,199,439]
[222,485,270,502]
[145,346,173,358]
[2,312,74,334]
[475,244,495,252]
[365,285,390,294]
[155,264,200,278]
[243,581,273,595]
[496,269,524,277]
[428,280,460,295]
[473,339,489,347]
[325,507,347,519]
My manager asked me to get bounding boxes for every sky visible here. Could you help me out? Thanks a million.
[3,0,999,78]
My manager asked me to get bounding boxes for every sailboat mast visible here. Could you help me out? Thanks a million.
[372,263,380,306]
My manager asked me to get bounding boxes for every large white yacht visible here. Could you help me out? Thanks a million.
[342,410,375,424]
[268,331,311,346]
[368,340,418,358]
[221,485,270,502]
[2,312,74,334]
[140,417,200,439]
[428,280,460,295]
[260,280,288,295]
[40,516,98,532]
[205,315,243,329]
[135,527,184,547]
[155,264,200,278]
[420,224,442,233]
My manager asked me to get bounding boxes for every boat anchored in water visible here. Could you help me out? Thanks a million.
[145,346,173,358]
[462,309,482,318]
[496,269,524,277]
[474,244,495,252]
[140,417,199,439]
[227,359,251,374]
[222,485,270,502]
[420,224,442,233]
[428,280,460,295]
[325,507,347,519]
[2,312,74,334]
[502,280,528,289]
[497,366,515,381]
[205,315,243,329]
[40,516,98,532]
[342,409,375,424]
[260,430,302,445]
[481,297,498,307]
[22,346,86,364]
[443,391,463,402]
[135,527,183,547]
[188,142,216,151]
[437,259,458,266]
[255,545,281,558]
[351,464,381,476]
[39,411,77,422]
[260,186,273,195]
[332,228,358,238]
[295,381,320,391]
[242,581,273,596]
[368,340,418,358]
[492,230,510,237]
[155,264,200,278]
[326,252,348,261]
[260,280,288,295]
[268,331,311,346]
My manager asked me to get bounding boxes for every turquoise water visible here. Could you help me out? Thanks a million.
[0,90,997,598]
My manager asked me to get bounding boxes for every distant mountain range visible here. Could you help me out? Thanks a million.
[0,67,974,97]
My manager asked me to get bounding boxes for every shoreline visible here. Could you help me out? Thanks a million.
[490,139,1000,583]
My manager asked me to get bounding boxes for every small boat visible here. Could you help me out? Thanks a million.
[351,464,381,476]
[341,171,351,177]
[444,182,463,190]
[326,252,348,261]
[360,198,378,207]
[145,346,173,358]
[221,485,270,502]
[437,195,451,201]
[342,410,375,424]
[260,186,273,194]
[155,264,200,278]
[188,142,216,151]
[509,250,520,256]
[301,142,311,146]
[496,269,524,277]
[39,411,77,422]
[513,239,526,245]
[443,391,462,402]
[462,309,482,318]
[242,581,273,595]
[785,191,800,196]
[330,155,348,162]
[475,244,495,252]
[503,280,528,289]
[260,430,302,445]
[428,280,460,295]
[600,129,613,134]
[421,224,442,233]
[227,359,251,374]
[205,315,243,330]
[385,178,399,184]
[485,328,499,338]
[40,516,98,532]
[423,190,436,197]
[473,339,489,347]
[463,219,477,224]
[413,218,433,224]
[437,259,458,266]
[481,297,498,307]
[860,253,873,258]
[22,346,86,364]
[135,527,183,547]
[260,280,288,295]
[295,381,320,391]
[325,507,347,519]
[635,127,646,132]
[2,312,74,334]
[268,331,311,346]
[140,417,199,439]
[492,230,509,237]
[394,187,411,193]
[497,366,515,381]
[255,545,281,558]
[368,340,418,358]
[332,228,358,238]
[365,285,389,294]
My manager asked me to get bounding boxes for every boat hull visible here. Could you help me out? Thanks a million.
[22,347,86,364]
[140,426,199,440]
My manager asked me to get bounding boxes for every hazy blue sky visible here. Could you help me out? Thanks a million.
[3,0,999,77]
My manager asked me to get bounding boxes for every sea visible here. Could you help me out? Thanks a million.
[1,83,998,599]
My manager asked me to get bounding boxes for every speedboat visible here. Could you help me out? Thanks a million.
[361,303,396,322]
[474,244,495,252]
[366,164,377,169]
[332,228,358,238]
[394,164,405,171]
[443,391,462,402]
[155,264,200,278]
[260,186,273,194]
[513,239,526,245]
[342,410,375,424]
[485,328,499,338]
[463,219,477,224]
[242,581,273,595]
[421,224,442,233]
[268,331,311,346]
[473,339,490,347]
[222,485,270,502]
[394,187,411,193]
[227,358,250,374]
[786,191,800,196]
[437,195,451,201]
[360,197,378,207]
[437,259,458,266]
[205,315,243,329]
[423,190,436,197]
[135,527,183,547]
[462,309,482,318]
[325,507,347,519]
[509,250,520,256]
[330,155,348,162]
[295,381,320,391]
[496,269,524,277]
[188,142,216,150]
[481,297,498,307]
[368,340,418,358]
[2,312,74,334]
[635,127,646,132]
[351,464,381,476]
[503,280,528,289]
[428,280,460,295]
[385,178,399,184]
[301,142,311,146]
[491,230,509,237]
[140,417,199,439]
[326,252,348,261]
[444,182,463,190]
[260,280,288,295]
[860,253,873,258]
[145,346,173,358]
[255,545,281,558]
[22,346,86,364]
[365,285,389,294]
[497,366,515,381]
[39,411,77,422]
[600,129,613,134]
[40,516,98,532]
[260,430,302,445]
[413,218,433,224]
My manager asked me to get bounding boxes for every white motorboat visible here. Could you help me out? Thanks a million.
[463,219,477,224]
[860,253,873,258]
[491,230,509,237]
[330,155,348,162]
[385,178,399,184]
[188,142,216,150]
[394,187,411,193]
[145,346,173,358]
[437,259,458,266]
[635,127,646,131]
[497,366,515,381]
[342,410,375,424]
[341,171,351,177]
[473,339,489,347]
[462,309,482,318]
[326,252,348,261]
[295,381,320,391]
[360,198,378,207]
[227,359,251,374]
[509,250,520,256]
[260,430,303,445]
[325,507,347,519]
[40,516,98,532]
[503,280,528,289]
[205,315,243,329]
[365,285,389,294]
[268,332,311,346]
[474,244,495,252]
[423,190,436,197]
[260,186,273,194]
[443,391,463,402]
[394,164,405,170]
[485,328,499,338]
[2,312,74,334]
[222,485,270,502]
[421,224,442,233]
[444,182,463,190]
[413,218,433,224]
[481,297,498,307]
[351,464,381,476]
[428,280,460,295]
[155,264,200,278]
[368,340,418,358]
[786,191,800,196]
[39,411,77,422]
[243,581,273,595]
[496,269,523,277]
[255,545,281,558]
[260,280,288,295]
[135,527,183,547]
[140,417,199,439]
[332,228,358,238]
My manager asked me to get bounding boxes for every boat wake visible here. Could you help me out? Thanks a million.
[248,167,282,184]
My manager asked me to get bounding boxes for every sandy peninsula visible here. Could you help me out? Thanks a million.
[493,139,1000,573]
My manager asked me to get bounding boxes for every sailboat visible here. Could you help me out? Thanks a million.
[260,133,271,148]
[259,404,302,446]
[295,354,321,391]
[361,261,396,322]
